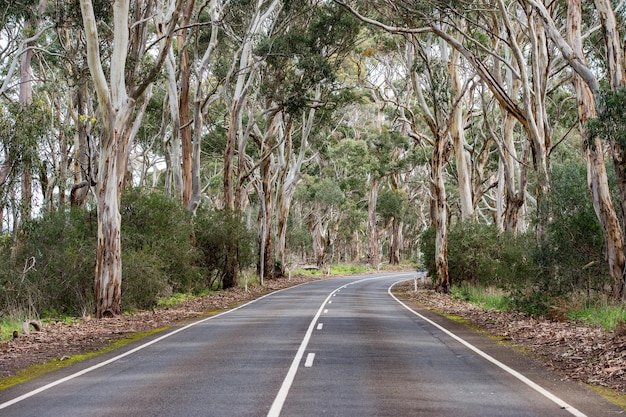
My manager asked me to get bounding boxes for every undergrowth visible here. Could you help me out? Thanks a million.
[568,304,626,332]
[451,284,511,311]
[451,283,626,333]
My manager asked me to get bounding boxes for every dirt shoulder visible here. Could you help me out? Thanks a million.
[2,275,626,401]
[394,283,626,396]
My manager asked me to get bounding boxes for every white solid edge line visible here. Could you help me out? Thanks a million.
[388,280,588,417]
[0,280,316,411]
[267,274,406,417]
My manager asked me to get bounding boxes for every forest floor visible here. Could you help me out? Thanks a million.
[1,273,625,405]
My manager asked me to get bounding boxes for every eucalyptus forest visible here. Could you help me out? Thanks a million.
[1,0,625,322]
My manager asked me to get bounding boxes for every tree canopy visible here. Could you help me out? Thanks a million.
[1,0,626,317]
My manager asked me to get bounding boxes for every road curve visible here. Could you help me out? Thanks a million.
[0,272,622,416]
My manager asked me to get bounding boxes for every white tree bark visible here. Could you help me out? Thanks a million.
[449,46,474,221]
[567,0,626,300]
[189,0,223,212]
[80,0,181,317]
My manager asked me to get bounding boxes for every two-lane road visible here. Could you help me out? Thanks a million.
[1,273,622,416]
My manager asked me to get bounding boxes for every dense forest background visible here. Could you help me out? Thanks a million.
[1,0,625,324]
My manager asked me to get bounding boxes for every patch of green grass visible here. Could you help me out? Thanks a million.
[451,284,511,311]
[157,293,196,308]
[330,264,370,275]
[567,303,626,331]
[588,384,626,409]
[0,319,22,341]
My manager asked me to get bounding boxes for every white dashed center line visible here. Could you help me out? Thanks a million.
[304,353,316,367]
[317,323,323,330]
[268,275,391,417]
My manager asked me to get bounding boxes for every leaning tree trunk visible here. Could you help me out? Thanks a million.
[594,0,626,285]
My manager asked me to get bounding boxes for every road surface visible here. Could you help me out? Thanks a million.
[0,273,622,416]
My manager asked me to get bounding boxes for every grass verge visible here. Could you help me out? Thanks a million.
[567,303,626,332]
[451,284,511,311]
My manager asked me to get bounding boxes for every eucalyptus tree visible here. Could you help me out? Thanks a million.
[46,2,101,208]
[211,0,281,288]
[189,0,227,212]
[0,0,55,235]
[351,34,412,267]
[526,0,626,300]
[79,0,182,317]
[203,1,362,282]
[296,135,373,268]
[294,175,345,267]
[333,0,579,291]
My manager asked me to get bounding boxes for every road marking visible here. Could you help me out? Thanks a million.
[268,274,402,417]
[328,301,332,304]
[317,323,323,330]
[0,280,316,411]
[304,353,315,367]
[388,280,589,417]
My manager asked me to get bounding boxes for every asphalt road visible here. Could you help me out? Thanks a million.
[0,272,623,417]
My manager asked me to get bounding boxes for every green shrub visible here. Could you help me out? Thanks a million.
[420,226,436,282]
[421,222,539,289]
[2,189,212,317]
[121,188,205,295]
[12,208,97,316]
[537,163,610,296]
[193,208,256,289]
[121,250,170,311]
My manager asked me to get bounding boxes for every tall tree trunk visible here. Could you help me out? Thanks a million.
[17,0,48,229]
[567,0,626,300]
[257,111,279,282]
[179,0,194,207]
[93,124,131,317]
[366,177,380,267]
[257,191,274,284]
[189,0,221,212]
[81,0,179,316]
[594,0,626,262]
[223,99,240,288]
[431,136,450,293]
[388,217,401,265]
[449,45,474,221]
[164,52,183,199]
[276,91,317,272]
